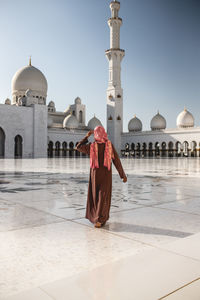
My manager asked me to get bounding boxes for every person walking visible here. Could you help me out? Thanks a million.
[76,126,127,228]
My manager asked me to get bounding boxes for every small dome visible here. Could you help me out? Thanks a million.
[177,108,194,128]
[75,97,81,105]
[87,115,102,130]
[48,101,55,107]
[63,114,79,129]
[151,112,166,130]
[25,89,33,97]
[5,98,11,105]
[12,62,48,100]
[128,115,142,132]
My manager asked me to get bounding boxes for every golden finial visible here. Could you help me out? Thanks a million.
[94,113,96,117]
[184,106,187,111]
[134,114,136,118]
[29,56,32,66]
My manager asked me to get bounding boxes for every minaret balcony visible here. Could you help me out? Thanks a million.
[108,18,122,27]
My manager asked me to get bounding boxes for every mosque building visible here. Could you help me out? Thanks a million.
[0,0,199,159]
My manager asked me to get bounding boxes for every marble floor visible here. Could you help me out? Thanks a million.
[0,158,200,299]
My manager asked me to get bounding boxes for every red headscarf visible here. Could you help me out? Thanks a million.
[90,126,114,170]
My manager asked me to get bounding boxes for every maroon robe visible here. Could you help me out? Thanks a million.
[76,136,126,224]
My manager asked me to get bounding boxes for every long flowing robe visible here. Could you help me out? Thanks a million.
[76,136,126,224]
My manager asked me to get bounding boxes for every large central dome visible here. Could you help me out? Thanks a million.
[11,60,48,104]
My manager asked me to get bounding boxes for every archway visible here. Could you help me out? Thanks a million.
[161,142,167,157]
[62,142,67,157]
[55,141,60,157]
[14,135,23,158]
[0,128,5,158]
[130,143,135,157]
[48,141,53,157]
[142,143,147,157]
[168,142,174,157]
[79,111,83,123]
[136,143,141,157]
[148,142,153,157]
[75,142,80,157]
[191,141,197,157]
[69,142,74,157]
[176,141,182,157]
[125,143,130,157]
[183,141,189,157]
[155,142,160,157]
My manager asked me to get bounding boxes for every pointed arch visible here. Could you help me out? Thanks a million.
[14,135,23,158]
[0,128,5,158]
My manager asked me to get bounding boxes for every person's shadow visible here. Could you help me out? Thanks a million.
[103,222,192,238]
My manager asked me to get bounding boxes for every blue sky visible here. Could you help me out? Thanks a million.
[0,0,199,131]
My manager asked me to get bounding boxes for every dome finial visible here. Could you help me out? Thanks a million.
[184,106,187,111]
[157,109,159,114]
[29,56,32,66]
[134,114,136,118]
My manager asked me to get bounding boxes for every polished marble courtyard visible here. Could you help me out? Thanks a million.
[0,158,200,299]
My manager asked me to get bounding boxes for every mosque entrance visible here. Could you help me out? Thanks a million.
[14,135,23,158]
[0,128,5,158]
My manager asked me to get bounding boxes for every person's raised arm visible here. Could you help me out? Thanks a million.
[112,145,127,183]
[75,130,94,155]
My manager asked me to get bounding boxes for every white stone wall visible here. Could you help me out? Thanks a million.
[33,104,48,158]
[47,129,88,146]
[0,104,33,158]
[122,128,200,150]
[0,104,48,158]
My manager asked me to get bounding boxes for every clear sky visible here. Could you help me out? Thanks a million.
[0,0,199,131]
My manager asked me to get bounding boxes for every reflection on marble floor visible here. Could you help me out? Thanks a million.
[0,158,200,297]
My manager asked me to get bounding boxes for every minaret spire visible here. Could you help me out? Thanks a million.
[105,1,125,154]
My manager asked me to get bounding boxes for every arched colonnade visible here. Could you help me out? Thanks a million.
[47,141,85,158]
[122,141,199,158]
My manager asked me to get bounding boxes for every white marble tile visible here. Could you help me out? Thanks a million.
[40,247,200,300]
[76,206,200,246]
[1,158,200,298]
[0,200,64,232]
[159,232,200,262]
[163,279,200,300]
[0,221,150,298]
[155,198,200,216]
[1,288,53,300]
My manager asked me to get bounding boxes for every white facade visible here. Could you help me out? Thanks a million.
[0,0,200,159]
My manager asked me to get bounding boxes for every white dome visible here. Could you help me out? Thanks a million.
[151,112,166,130]
[63,114,79,129]
[12,63,48,100]
[75,97,81,105]
[87,115,102,130]
[177,108,194,128]
[5,98,11,105]
[128,115,142,132]
[48,101,55,107]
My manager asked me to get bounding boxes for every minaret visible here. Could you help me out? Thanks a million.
[105,0,125,154]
